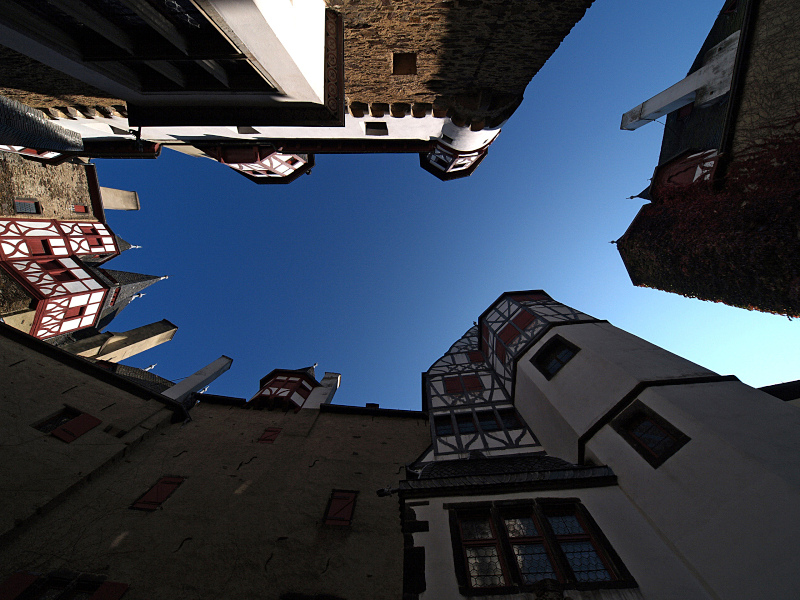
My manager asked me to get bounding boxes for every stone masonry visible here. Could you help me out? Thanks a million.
[339,0,594,128]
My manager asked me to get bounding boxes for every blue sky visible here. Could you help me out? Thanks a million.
[96,0,798,408]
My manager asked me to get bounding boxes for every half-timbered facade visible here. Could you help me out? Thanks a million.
[400,290,800,600]
[0,218,116,339]
[0,152,168,347]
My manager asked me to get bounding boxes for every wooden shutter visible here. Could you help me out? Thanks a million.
[444,377,463,394]
[26,238,50,256]
[324,490,357,525]
[259,427,282,443]
[494,339,506,363]
[131,476,184,511]
[0,573,38,600]
[512,310,535,330]
[88,581,129,600]
[462,375,483,391]
[72,204,88,213]
[498,323,520,344]
[51,412,101,443]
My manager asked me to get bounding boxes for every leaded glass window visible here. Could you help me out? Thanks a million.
[451,501,630,593]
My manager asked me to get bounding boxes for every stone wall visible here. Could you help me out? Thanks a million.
[340,0,594,126]
[0,153,98,221]
[0,385,431,599]
[731,0,800,153]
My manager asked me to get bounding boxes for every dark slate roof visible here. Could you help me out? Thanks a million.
[104,363,174,394]
[94,268,164,331]
[760,380,800,402]
[114,234,132,253]
[401,454,615,492]
[657,0,751,165]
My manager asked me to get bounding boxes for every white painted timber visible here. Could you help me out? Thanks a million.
[200,0,325,103]
[621,30,740,130]
[100,187,141,211]
[162,355,233,402]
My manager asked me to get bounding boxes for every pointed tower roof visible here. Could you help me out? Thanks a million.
[114,234,133,253]
[93,268,167,331]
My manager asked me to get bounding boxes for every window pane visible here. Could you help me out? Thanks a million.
[631,419,676,456]
[456,414,476,434]
[477,411,500,432]
[465,546,505,588]
[434,415,454,436]
[498,409,521,429]
[504,516,537,537]
[560,541,611,582]
[547,514,584,535]
[513,543,557,583]
[461,518,493,540]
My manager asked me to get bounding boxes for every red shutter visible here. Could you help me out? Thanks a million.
[462,375,483,391]
[73,205,88,213]
[495,339,506,363]
[131,477,184,511]
[51,412,101,443]
[26,239,50,256]
[88,582,129,600]
[498,323,520,344]
[512,310,535,330]
[324,490,357,525]
[0,573,38,600]
[467,351,483,363]
[259,427,282,443]
[64,306,84,319]
[444,377,463,394]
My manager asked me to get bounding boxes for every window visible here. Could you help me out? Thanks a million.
[612,400,690,468]
[498,408,521,429]
[323,490,357,526]
[434,414,454,436]
[392,52,417,75]
[131,476,184,511]
[456,413,477,435]
[476,410,500,432]
[14,198,39,214]
[0,572,128,600]
[32,407,101,443]
[532,336,579,380]
[364,121,389,136]
[450,500,632,594]
[258,427,282,443]
[72,204,88,213]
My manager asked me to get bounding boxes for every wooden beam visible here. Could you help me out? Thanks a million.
[621,31,740,130]
[2,0,80,56]
[196,59,229,87]
[143,60,187,88]
[48,0,136,54]
[125,0,190,55]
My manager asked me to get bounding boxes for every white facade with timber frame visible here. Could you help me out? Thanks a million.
[399,290,800,599]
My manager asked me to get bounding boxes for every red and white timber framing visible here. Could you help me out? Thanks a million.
[0,145,65,164]
[0,218,120,339]
[249,371,318,411]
